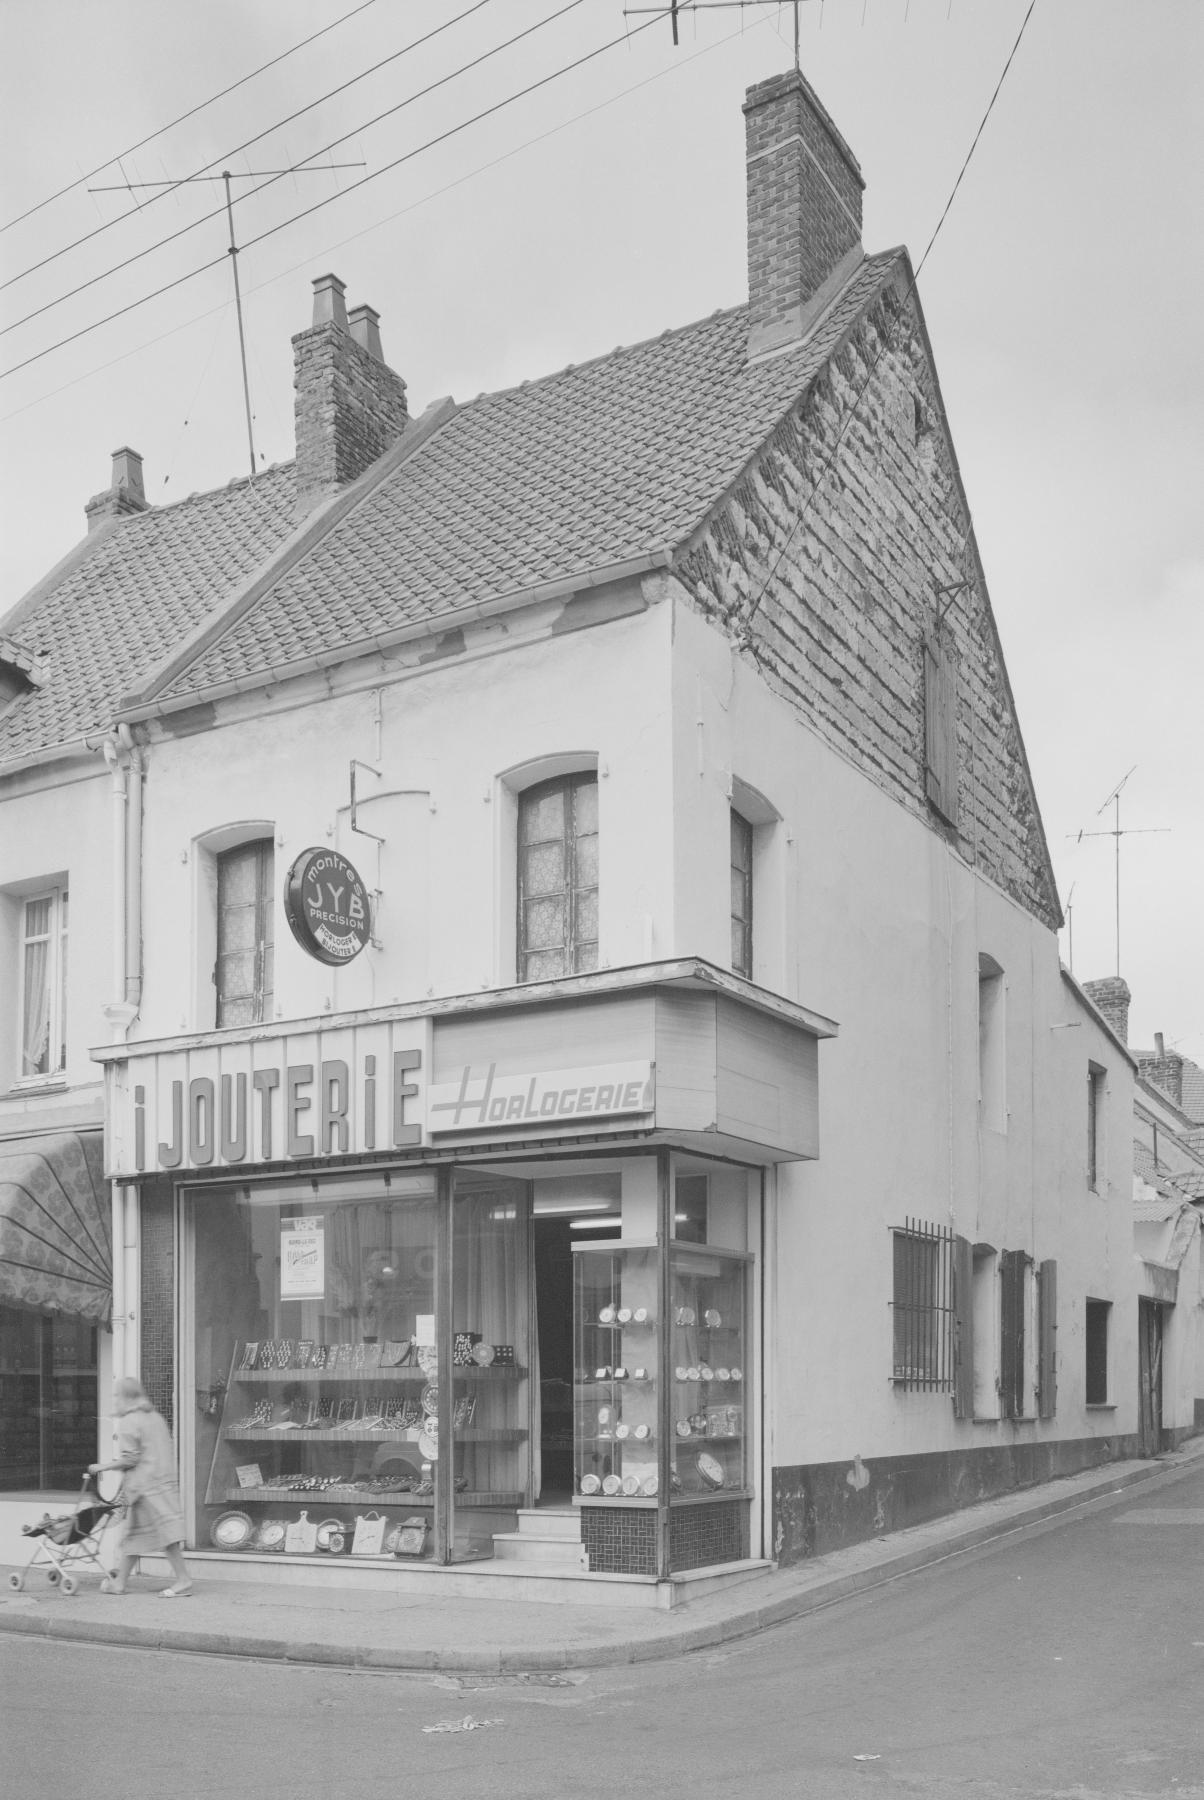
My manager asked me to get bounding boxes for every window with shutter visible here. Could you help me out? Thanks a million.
[890,1219,955,1391]
[1085,1297,1110,1405]
[951,1233,974,1419]
[999,1248,1029,1420]
[1037,1259,1058,1418]
[923,631,959,826]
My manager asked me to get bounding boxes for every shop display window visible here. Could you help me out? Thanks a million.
[192,1169,531,1563]
[0,1303,98,1491]
[668,1244,749,1500]
[573,1245,660,1500]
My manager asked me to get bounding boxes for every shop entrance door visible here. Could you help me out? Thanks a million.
[533,1217,574,1502]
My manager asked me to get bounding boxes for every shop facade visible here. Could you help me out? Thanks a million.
[98,965,832,1581]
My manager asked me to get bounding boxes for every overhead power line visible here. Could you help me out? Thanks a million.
[1,0,573,346]
[0,0,378,236]
[1,0,495,294]
[2,0,671,383]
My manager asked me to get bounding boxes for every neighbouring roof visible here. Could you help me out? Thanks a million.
[0,465,296,765]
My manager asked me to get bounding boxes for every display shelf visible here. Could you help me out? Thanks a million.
[221,1486,523,1508]
[228,1365,527,1384]
[221,1427,526,1444]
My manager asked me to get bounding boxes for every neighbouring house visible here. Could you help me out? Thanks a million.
[1,67,1164,1600]
[1083,977,1204,1444]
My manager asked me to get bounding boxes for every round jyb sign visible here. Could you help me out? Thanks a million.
[284,849,371,965]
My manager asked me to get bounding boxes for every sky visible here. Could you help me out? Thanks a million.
[1,0,1200,1062]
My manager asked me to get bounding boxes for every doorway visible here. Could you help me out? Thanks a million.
[1137,1297,1164,1456]
[533,1217,574,1502]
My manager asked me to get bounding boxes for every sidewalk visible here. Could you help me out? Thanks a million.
[2,1443,1200,1673]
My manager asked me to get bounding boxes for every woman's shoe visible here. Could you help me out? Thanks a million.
[159,1582,193,1598]
[99,1576,124,1594]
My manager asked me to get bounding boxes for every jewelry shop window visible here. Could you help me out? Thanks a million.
[192,1169,531,1564]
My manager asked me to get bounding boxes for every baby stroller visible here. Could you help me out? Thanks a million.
[8,1470,124,1596]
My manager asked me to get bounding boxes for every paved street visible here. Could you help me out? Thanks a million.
[4,1460,1202,1800]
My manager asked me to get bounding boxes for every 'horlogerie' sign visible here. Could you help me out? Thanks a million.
[428,1061,654,1134]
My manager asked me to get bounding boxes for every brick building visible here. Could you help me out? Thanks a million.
[1,68,1168,1595]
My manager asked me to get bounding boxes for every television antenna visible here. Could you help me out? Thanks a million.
[1067,768,1170,977]
[89,162,365,478]
[624,1,805,68]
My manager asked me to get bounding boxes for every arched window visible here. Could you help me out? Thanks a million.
[517,773,598,982]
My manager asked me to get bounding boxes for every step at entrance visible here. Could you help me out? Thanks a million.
[491,1506,588,1571]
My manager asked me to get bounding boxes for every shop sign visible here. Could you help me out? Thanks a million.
[283,848,371,965]
[428,1061,654,1134]
[107,1021,427,1176]
[280,1216,325,1299]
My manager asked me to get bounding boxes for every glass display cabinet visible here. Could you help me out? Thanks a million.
[573,1242,750,1515]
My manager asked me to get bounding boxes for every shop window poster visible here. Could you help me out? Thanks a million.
[280,1215,325,1300]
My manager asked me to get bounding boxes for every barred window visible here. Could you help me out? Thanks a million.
[891,1219,954,1390]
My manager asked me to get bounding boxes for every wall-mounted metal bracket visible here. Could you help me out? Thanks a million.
[349,759,386,843]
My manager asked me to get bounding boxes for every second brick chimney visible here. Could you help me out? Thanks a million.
[84,446,149,531]
[1082,976,1131,1046]
[293,273,409,518]
[744,69,865,359]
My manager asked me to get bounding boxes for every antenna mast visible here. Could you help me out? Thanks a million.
[89,160,365,479]
[1067,768,1170,976]
[625,1,803,69]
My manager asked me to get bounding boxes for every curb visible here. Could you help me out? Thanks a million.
[1,1447,1199,1673]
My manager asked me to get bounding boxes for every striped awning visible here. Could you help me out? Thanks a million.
[0,1132,112,1322]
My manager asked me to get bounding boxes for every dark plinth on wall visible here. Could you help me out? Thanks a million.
[581,1499,749,1576]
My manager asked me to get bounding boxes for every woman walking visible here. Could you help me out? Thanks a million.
[89,1376,193,1596]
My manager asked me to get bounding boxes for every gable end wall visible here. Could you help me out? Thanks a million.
[676,282,1060,930]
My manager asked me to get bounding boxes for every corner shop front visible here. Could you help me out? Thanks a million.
[98,962,833,1585]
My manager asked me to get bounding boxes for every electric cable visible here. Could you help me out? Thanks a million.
[1,0,495,293]
[0,0,378,236]
[1,0,578,345]
[740,0,1038,634]
[1,1,671,382]
[1,4,754,424]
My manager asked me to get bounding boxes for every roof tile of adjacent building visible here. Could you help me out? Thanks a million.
[0,252,898,763]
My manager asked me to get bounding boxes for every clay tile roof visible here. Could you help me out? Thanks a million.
[153,257,899,702]
[0,466,296,764]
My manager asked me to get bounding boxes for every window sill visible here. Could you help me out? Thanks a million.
[971,1415,1001,1425]
[6,1079,68,1097]
[1085,1402,1116,1412]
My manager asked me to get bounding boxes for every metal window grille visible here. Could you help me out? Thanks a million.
[890,1218,955,1390]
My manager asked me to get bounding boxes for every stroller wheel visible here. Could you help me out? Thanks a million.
[7,1571,24,1591]
[45,1568,60,1586]
[60,1575,78,1596]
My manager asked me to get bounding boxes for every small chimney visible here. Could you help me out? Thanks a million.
[1082,976,1131,1045]
[84,445,149,531]
[744,69,865,359]
[293,274,408,519]
[1137,1038,1185,1107]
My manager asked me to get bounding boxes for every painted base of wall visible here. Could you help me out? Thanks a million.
[772,1434,1144,1566]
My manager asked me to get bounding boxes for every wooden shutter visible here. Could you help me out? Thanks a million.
[924,632,959,826]
[999,1249,1025,1420]
[952,1233,974,1419]
[1037,1258,1057,1418]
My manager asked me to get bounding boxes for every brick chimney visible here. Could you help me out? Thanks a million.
[293,274,409,519]
[1082,976,1131,1045]
[1137,1035,1185,1106]
[84,446,149,531]
[744,69,865,359]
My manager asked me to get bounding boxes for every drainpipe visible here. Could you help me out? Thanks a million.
[118,723,143,1014]
[100,732,139,1040]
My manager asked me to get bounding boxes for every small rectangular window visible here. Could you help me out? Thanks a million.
[517,774,598,983]
[216,842,273,1028]
[1087,1064,1105,1191]
[730,809,753,979]
[923,631,959,826]
[1085,1298,1110,1404]
[891,1219,954,1391]
[19,887,68,1079]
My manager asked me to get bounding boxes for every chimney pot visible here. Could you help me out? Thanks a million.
[111,445,145,503]
[348,304,383,362]
[1154,1032,1165,1058]
[311,272,348,331]
[84,443,149,531]
[743,68,865,358]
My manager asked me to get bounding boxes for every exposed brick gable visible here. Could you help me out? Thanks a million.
[674,276,1061,931]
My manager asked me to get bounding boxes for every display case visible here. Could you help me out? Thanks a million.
[572,1241,749,1507]
[668,1244,749,1499]
[573,1245,660,1500]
